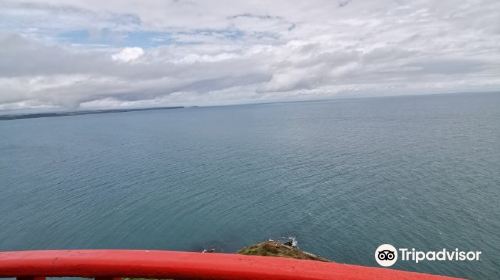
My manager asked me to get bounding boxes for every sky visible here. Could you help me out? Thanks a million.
[0,0,499,112]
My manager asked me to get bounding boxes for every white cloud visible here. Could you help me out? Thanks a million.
[0,0,499,112]
[112,47,144,63]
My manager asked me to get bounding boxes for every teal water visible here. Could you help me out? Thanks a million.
[0,93,499,279]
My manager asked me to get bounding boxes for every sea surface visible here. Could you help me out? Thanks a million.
[1,92,499,279]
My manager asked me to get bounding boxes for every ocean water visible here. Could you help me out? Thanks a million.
[0,92,499,279]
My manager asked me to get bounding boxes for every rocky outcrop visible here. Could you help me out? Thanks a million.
[237,240,330,262]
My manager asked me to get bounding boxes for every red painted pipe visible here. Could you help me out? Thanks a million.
[0,250,461,280]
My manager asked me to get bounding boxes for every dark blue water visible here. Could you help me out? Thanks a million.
[1,93,499,279]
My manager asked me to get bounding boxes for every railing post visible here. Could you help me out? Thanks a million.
[17,277,46,280]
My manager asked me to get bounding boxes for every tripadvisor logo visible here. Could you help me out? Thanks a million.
[375,244,398,267]
[375,244,481,267]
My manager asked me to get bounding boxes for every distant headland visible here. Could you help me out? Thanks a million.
[0,106,184,121]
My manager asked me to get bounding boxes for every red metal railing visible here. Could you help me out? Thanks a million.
[0,250,461,280]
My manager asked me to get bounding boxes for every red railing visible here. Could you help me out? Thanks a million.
[0,250,460,280]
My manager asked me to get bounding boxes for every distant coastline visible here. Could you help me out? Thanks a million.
[0,106,184,121]
[1,91,498,121]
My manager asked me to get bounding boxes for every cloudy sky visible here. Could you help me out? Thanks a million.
[1,0,499,112]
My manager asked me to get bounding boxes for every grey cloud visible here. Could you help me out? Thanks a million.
[0,34,274,108]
